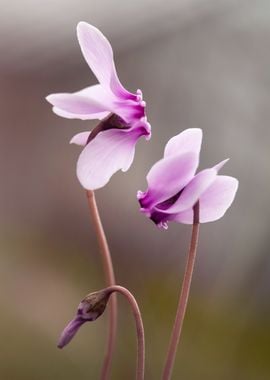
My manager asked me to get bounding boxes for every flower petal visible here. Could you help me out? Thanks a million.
[163,168,217,214]
[138,152,199,210]
[52,106,110,120]
[171,175,239,224]
[57,317,86,349]
[164,128,202,158]
[46,85,114,120]
[77,22,135,100]
[76,128,144,190]
[70,131,90,146]
[213,158,229,172]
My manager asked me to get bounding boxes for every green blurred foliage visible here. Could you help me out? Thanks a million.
[1,234,269,379]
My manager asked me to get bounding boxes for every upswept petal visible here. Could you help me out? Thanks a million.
[52,106,110,120]
[171,175,239,224]
[162,168,217,214]
[138,152,199,209]
[77,22,135,100]
[70,131,90,146]
[48,85,114,120]
[76,128,143,190]
[77,84,117,109]
[46,83,117,120]
[46,93,108,117]
[164,128,202,158]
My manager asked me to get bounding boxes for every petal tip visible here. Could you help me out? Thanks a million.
[214,158,230,172]
[157,221,168,230]
[57,342,64,349]
[184,127,203,138]
[77,21,101,42]
[137,190,144,200]
[69,137,75,145]
[46,94,54,105]
[164,128,203,158]
[77,21,89,32]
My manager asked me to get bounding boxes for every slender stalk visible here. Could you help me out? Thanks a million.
[162,201,200,380]
[105,285,145,380]
[86,190,117,380]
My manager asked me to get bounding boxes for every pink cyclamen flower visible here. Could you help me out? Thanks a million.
[46,22,151,190]
[138,128,238,229]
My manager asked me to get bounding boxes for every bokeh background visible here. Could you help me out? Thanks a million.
[1,0,270,379]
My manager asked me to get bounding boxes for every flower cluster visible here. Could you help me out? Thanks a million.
[47,22,240,379]
[46,23,238,223]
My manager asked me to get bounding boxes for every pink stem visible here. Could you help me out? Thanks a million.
[106,285,145,380]
[86,190,117,380]
[162,201,200,380]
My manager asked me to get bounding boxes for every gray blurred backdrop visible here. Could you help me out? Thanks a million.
[1,0,270,379]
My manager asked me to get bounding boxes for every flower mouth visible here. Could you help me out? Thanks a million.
[138,189,184,228]
[86,112,151,146]
[86,113,130,144]
[149,210,169,229]
[155,190,183,211]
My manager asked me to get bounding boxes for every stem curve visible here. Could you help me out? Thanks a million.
[86,190,117,380]
[105,285,145,380]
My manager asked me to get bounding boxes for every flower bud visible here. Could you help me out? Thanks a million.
[58,289,111,349]
[77,289,111,321]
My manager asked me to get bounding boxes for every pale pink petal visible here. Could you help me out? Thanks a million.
[77,84,118,110]
[70,132,90,146]
[46,93,108,118]
[48,84,137,121]
[165,159,229,214]
[47,84,115,120]
[139,152,199,209]
[52,106,110,120]
[76,129,142,190]
[164,128,202,158]
[163,168,217,214]
[172,175,239,224]
[213,158,229,172]
[77,22,134,99]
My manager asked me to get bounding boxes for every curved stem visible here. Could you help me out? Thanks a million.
[162,201,200,380]
[86,190,117,380]
[106,285,145,380]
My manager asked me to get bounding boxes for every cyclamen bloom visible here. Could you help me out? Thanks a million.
[46,22,151,190]
[138,129,238,228]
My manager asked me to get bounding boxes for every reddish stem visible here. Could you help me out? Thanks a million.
[162,201,200,380]
[106,285,145,380]
[86,190,117,380]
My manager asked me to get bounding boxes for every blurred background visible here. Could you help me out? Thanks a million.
[1,0,270,378]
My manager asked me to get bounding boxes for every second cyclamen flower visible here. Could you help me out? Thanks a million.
[138,128,238,229]
[46,22,151,190]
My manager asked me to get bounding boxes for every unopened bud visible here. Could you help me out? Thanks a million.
[77,289,111,321]
[57,289,111,349]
